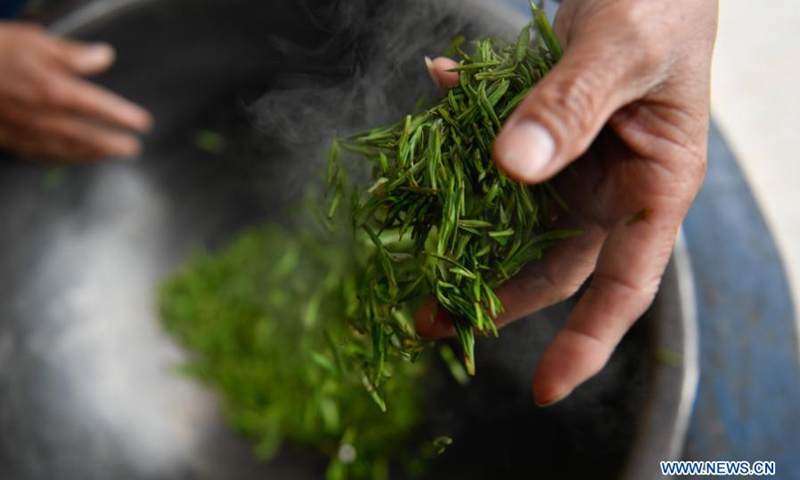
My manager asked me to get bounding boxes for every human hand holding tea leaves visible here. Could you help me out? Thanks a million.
[423,0,718,406]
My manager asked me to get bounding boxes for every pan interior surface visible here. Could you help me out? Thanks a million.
[0,1,690,479]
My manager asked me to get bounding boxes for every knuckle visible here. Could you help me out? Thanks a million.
[540,74,601,135]
[563,325,610,351]
[559,277,585,301]
[540,265,585,302]
[36,79,68,108]
[666,122,709,187]
[592,272,653,300]
[617,5,669,73]
[543,271,575,302]
[637,43,669,76]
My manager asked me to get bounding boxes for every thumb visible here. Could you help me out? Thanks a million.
[492,37,648,184]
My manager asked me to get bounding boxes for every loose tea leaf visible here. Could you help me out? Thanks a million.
[192,129,227,154]
[328,2,579,375]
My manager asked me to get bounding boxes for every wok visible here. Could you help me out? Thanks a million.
[0,1,698,478]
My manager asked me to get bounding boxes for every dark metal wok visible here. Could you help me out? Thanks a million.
[0,1,697,478]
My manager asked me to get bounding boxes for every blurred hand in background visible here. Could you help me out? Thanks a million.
[421,0,718,406]
[0,22,151,161]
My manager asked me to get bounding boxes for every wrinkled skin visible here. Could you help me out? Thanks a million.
[0,23,151,161]
[419,0,719,406]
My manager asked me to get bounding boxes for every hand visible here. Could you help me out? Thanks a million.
[0,22,152,161]
[418,0,718,405]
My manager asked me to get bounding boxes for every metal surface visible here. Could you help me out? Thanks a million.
[0,1,698,478]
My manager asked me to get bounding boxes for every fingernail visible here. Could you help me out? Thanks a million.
[424,56,440,89]
[496,121,555,182]
[535,389,572,408]
[85,43,115,66]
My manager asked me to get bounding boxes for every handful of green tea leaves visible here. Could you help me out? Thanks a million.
[328,2,578,375]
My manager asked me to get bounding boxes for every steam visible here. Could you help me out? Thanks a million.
[246,0,510,194]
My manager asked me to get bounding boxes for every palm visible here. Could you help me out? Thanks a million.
[556,112,702,241]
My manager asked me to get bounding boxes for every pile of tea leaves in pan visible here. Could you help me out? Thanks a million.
[328,2,579,376]
[160,224,440,479]
[159,3,577,479]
